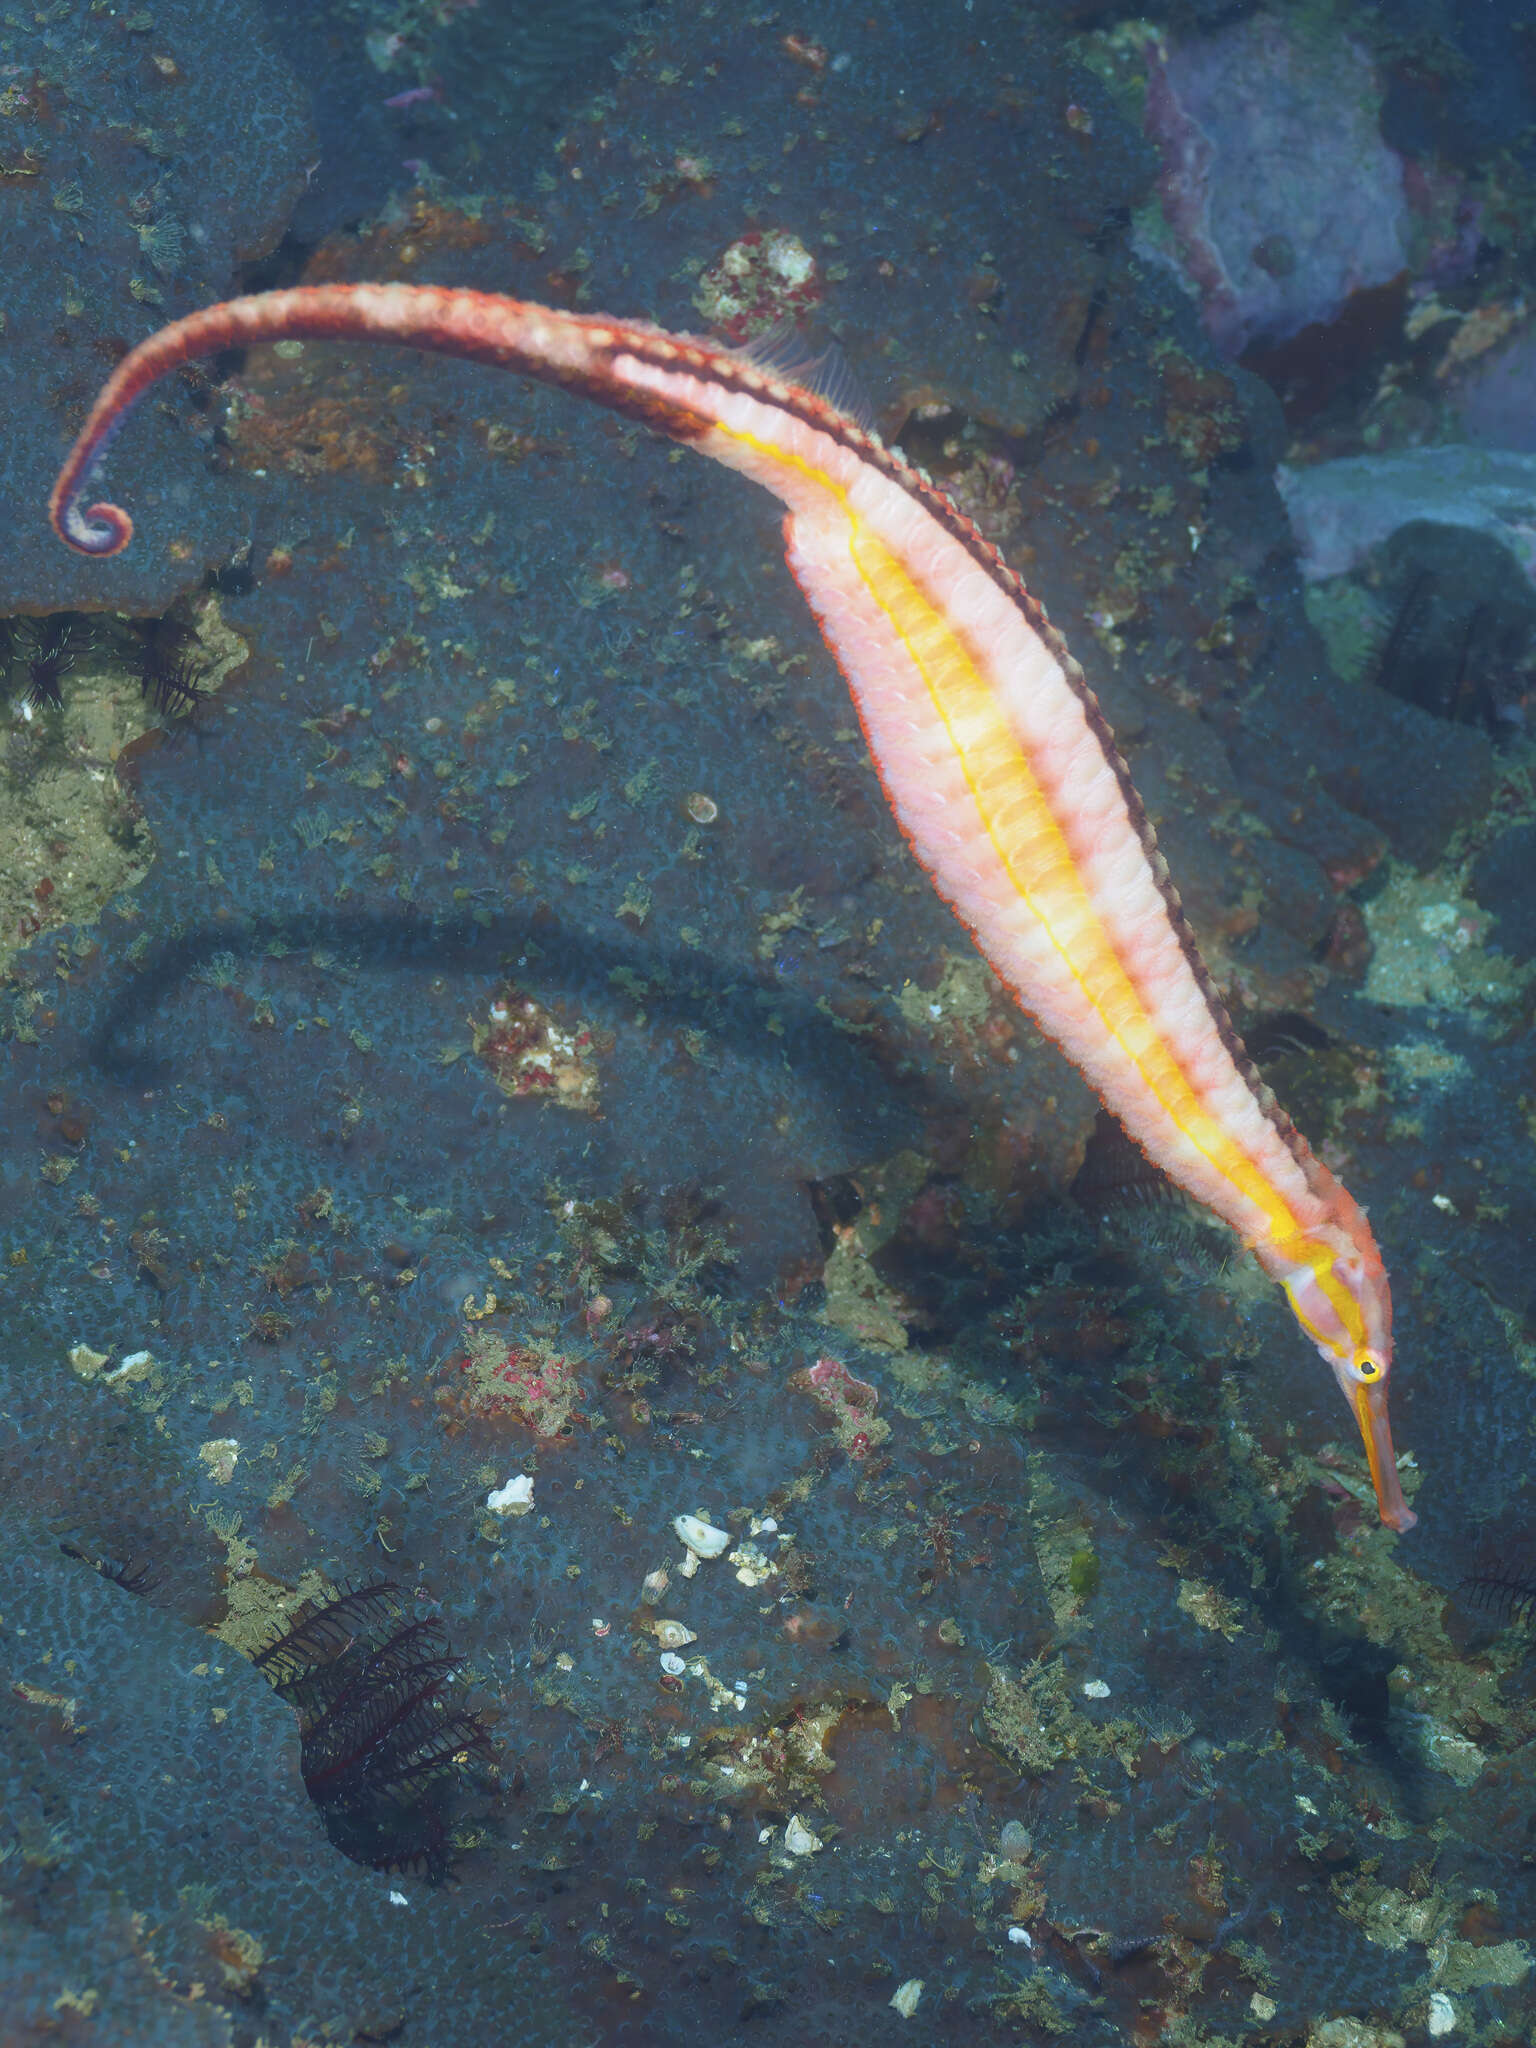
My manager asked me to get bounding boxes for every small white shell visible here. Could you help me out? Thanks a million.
[673,1513,730,1557]
[783,1813,822,1856]
[889,1979,924,2018]
[640,1566,670,1604]
[653,1619,697,1649]
[659,1651,686,1676]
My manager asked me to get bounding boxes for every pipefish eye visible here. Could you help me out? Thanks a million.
[1354,1349,1384,1382]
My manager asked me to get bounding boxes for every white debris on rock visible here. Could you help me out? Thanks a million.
[652,1619,698,1648]
[889,1978,924,2018]
[485,1474,535,1517]
[783,1813,822,1856]
[105,1349,156,1384]
[673,1513,730,1557]
[729,1541,775,1587]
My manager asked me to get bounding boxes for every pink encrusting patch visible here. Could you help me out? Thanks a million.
[45,282,1413,1529]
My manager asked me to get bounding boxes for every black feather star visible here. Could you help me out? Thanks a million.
[8,613,89,708]
[131,623,211,716]
[1460,1564,1536,1629]
[254,1581,492,1883]
[58,1536,158,1596]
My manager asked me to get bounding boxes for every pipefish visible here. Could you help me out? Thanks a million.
[48,282,1415,1531]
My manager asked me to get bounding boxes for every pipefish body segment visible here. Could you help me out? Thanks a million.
[48,282,1416,1533]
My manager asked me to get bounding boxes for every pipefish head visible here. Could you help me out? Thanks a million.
[1273,1223,1415,1533]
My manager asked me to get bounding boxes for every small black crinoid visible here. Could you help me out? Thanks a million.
[1460,1562,1536,1630]
[126,617,212,716]
[4,612,91,708]
[254,1580,493,1883]
[58,1536,159,1596]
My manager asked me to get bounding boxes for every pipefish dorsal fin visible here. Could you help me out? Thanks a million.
[728,323,879,434]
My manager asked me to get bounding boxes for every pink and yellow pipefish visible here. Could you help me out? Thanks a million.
[47,282,1415,1532]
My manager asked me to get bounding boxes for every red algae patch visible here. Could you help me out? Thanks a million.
[443,1328,585,1433]
[471,984,601,1110]
[792,1353,889,1457]
[692,229,821,342]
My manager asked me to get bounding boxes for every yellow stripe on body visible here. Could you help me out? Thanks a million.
[1277,1231,1374,1359]
[879,553,1372,1359]
[850,523,1300,1237]
[706,415,1354,1314]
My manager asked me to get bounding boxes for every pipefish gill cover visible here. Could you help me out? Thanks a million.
[3,2,1535,2043]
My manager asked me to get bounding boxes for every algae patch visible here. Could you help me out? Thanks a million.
[1363,865,1524,1011]
[0,597,247,977]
